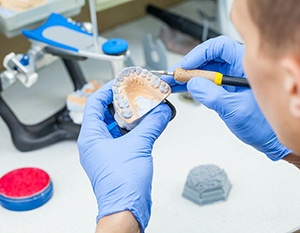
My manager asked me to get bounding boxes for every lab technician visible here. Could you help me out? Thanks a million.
[77,0,300,232]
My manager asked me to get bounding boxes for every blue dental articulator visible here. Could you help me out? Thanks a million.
[0,2,133,152]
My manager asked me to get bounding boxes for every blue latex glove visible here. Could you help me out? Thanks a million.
[163,36,291,160]
[77,80,172,231]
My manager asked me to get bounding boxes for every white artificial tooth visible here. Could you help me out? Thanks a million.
[113,87,120,94]
[159,83,170,94]
[116,72,124,82]
[150,76,161,88]
[141,69,148,77]
[121,68,130,77]
[114,93,123,100]
[160,88,169,94]
[135,66,142,75]
[160,83,167,88]
[121,108,133,119]
[113,79,121,87]
[129,67,136,74]
[117,98,129,108]
[146,73,153,80]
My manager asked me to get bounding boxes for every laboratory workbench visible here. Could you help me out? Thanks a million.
[1,1,300,233]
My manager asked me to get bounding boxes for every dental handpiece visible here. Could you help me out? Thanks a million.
[151,68,250,87]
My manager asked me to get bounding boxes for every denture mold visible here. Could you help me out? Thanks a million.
[182,164,231,206]
[112,66,171,130]
[2,0,47,12]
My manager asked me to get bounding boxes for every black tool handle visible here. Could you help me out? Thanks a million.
[222,76,250,87]
[146,4,220,41]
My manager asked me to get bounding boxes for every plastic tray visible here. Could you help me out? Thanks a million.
[0,0,85,38]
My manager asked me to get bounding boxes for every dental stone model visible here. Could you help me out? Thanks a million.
[182,164,232,206]
[112,66,171,130]
[67,80,103,124]
[2,0,47,11]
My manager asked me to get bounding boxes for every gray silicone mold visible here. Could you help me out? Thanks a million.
[182,164,231,205]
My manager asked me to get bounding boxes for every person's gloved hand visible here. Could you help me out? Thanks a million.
[163,36,291,160]
[77,80,172,231]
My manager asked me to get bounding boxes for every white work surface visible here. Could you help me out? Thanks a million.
[1,1,300,233]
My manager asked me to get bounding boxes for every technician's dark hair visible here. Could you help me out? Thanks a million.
[247,0,300,56]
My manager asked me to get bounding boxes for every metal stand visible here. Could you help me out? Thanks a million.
[0,50,87,152]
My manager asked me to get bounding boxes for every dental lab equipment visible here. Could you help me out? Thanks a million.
[0,10,131,151]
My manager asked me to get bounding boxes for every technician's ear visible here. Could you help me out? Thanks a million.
[282,56,300,118]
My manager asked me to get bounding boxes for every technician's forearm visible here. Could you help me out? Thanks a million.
[283,153,300,169]
[96,211,141,233]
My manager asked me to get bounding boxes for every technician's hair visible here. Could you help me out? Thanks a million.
[247,0,300,56]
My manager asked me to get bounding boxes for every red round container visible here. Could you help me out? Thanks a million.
[0,167,53,211]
